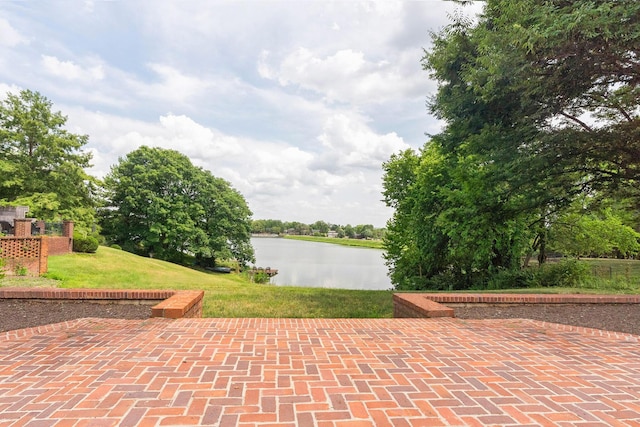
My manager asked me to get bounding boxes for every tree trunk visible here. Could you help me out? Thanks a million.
[537,231,547,265]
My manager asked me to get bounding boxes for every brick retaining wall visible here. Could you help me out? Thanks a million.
[417,293,640,305]
[394,292,640,318]
[0,288,204,319]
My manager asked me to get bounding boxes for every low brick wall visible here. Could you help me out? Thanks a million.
[151,290,204,318]
[416,293,640,305]
[47,236,73,255]
[0,288,205,319]
[0,236,47,276]
[393,293,454,318]
[393,293,640,318]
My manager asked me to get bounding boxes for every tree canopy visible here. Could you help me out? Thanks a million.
[383,0,640,290]
[101,146,254,266]
[0,89,96,228]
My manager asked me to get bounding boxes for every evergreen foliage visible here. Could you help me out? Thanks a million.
[73,233,99,253]
[383,0,640,290]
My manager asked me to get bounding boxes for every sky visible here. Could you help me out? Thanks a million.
[0,1,483,228]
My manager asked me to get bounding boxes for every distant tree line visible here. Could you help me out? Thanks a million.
[251,219,385,240]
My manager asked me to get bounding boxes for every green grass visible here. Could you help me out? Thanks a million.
[283,235,384,249]
[0,276,61,288]
[40,246,394,318]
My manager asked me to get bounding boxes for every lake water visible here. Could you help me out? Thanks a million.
[251,237,392,290]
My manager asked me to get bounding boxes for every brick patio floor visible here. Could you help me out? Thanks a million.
[1,317,639,426]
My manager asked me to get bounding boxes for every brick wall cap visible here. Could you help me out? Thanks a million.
[0,287,204,320]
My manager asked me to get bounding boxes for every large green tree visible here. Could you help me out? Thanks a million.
[0,89,96,227]
[465,0,640,201]
[101,146,254,266]
[383,144,533,290]
[383,0,640,289]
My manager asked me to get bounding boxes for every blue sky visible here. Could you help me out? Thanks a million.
[0,1,482,227]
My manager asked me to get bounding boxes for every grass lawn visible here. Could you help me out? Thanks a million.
[283,235,384,249]
[41,246,394,318]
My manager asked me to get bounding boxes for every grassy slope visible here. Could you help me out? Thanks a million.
[282,235,384,249]
[45,246,393,318]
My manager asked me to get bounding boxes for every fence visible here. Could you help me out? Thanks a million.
[0,236,48,276]
[36,221,64,236]
[0,218,74,276]
[591,264,638,282]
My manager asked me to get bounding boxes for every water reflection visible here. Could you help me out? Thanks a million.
[251,237,391,290]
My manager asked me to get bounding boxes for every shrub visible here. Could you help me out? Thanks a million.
[110,244,122,250]
[73,234,99,253]
[14,264,28,276]
[532,258,591,287]
[252,271,270,284]
[483,268,535,290]
[422,271,460,291]
[246,268,271,284]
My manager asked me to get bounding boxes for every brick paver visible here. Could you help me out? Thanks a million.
[0,317,639,426]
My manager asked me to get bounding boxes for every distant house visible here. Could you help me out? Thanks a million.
[0,206,29,234]
[327,231,339,238]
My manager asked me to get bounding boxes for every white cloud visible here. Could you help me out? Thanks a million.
[312,114,409,172]
[157,114,245,162]
[83,1,95,13]
[277,48,365,87]
[41,55,105,82]
[0,18,27,47]
[260,47,428,105]
[0,83,23,98]
[144,64,210,101]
